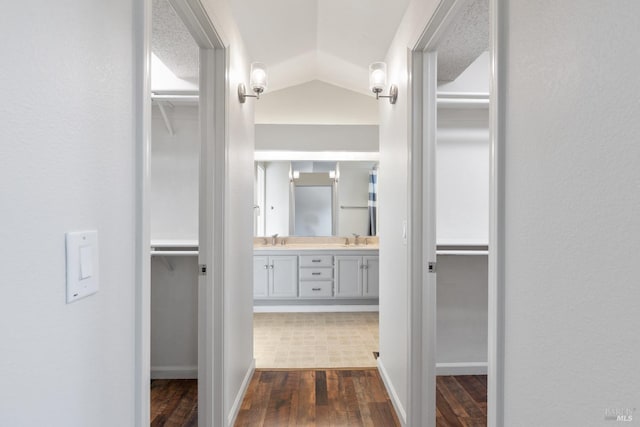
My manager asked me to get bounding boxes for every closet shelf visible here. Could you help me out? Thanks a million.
[436,243,488,256]
[151,250,198,256]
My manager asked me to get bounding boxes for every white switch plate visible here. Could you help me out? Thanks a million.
[66,231,99,303]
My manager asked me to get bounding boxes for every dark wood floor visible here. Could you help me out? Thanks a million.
[436,375,487,427]
[150,379,197,427]
[150,373,487,426]
[235,369,400,427]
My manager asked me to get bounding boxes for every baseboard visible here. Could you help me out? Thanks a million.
[253,305,379,313]
[377,358,407,426]
[227,359,256,427]
[150,365,197,379]
[436,362,488,376]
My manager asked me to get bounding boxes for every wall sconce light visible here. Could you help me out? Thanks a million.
[289,170,300,182]
[238,62,267,103]
[369,62,397,104]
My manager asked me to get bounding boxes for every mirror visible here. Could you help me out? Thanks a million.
[254,160,378,237]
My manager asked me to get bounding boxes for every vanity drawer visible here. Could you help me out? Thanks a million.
[299,255,333,268]
[299,267,333,281]
[299,281,333,298]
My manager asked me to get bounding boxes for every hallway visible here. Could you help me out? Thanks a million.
[150,372,487,426]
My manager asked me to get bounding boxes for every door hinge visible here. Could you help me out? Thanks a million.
[199,264,207,276]
[428,262,437,273]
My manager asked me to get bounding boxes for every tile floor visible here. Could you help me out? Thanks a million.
[253,312,379,369]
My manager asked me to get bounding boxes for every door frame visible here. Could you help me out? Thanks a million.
[134,1,228,426]
[407,0,505,425]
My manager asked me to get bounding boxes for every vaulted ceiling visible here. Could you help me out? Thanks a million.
[229,0,410,95]
[151,0,489,97]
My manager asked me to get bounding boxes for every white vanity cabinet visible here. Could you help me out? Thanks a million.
[299,255,334,298]
[334,255,379,298]
[362,256,379,297]
[253,255,298,299]
[253,248,378,301]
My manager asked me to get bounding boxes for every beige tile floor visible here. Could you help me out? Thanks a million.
[253,312,379,369]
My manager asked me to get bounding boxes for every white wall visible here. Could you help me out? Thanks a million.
[150,105,199,241]
[199,1,256,423]
[438,51,490,93]
[502,1,640,425]
[150,256,198,378]
[256,80,378,125]
[256,124,379,152]
[436,255,488,364]
[378,1,442,422]
[264,161,291,236]
[0,2,136,426]
[437,108,490,245]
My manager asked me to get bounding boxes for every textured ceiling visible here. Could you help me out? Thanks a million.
[435,0,489,82]
[151,0,488,94]
[152,0,199,84]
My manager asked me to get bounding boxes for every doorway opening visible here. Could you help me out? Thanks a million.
[252,155,382,371]
[408,0,496,426]
[137,0,227,425]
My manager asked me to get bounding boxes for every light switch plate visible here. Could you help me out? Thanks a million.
[66,231,99,303]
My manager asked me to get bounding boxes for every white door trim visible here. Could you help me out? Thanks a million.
[407,0,504,426]
[487,0,506,425]
[134,1,228,426]
[407,47,438,426]
[133,0,151,425]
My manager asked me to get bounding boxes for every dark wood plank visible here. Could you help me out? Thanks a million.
[263,371,297,426]
[315,370,328,406]
[150,372,486,427]
[150,379,198,427]
[294,370,315,426]
[454,376,487,413]
[436,387,465,427]
[438,376,485,419]
[340,370,365,426]
[327,369,349,426]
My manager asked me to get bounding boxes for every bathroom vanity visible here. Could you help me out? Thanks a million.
[253,237,379,304]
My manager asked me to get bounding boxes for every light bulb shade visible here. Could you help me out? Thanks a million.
[250,62,267,93]
[369,62,387,93]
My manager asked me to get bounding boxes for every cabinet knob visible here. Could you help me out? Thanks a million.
[264,265,269,269]
[312,288,321,291]
[312,272,321,276]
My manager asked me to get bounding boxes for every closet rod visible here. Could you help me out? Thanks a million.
[437,92,489,107]
[151,94,199,103]
[340,205,368,209]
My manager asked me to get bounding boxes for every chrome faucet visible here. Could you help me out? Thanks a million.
[352,233,360,246]
[271,233,278,246]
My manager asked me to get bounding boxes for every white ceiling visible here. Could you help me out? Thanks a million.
[151,0,489,96]
[229,0,410,95]
[435,0,489,82]
[152,0,199,85]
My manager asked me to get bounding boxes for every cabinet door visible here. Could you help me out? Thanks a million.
[363,256,379,298]
[334,256,362,298]
[253,256,270,298]
[270,255,298,298]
